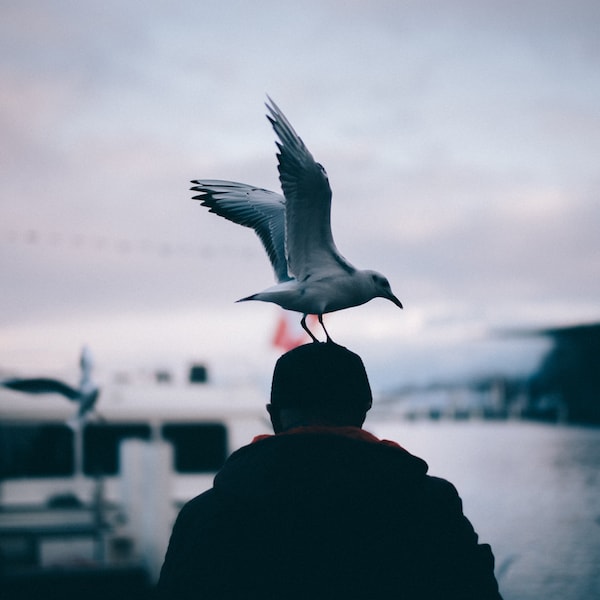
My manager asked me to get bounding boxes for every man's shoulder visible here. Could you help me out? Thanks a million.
[423,474,460,496]
[177,487,221,523]
[420,475,463,511]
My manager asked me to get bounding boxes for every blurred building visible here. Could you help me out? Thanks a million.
[380,321,600,426]
[528,322,600,425]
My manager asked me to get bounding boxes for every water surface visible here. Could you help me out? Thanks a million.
[367,418,600,600]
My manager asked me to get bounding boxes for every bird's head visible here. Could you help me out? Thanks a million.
[367,271,403,309]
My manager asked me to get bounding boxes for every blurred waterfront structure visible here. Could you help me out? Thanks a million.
[379,322,600,426]
[528,322,600,425]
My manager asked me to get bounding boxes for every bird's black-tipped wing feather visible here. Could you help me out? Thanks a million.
[191,180,290,283]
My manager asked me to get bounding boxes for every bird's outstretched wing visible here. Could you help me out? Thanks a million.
[1,378,81,401]
[191,180,291,283]
[266,97,354,280]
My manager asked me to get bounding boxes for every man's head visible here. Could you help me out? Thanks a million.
[268,342,373,433]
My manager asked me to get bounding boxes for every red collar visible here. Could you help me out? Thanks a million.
[252,425,403,450]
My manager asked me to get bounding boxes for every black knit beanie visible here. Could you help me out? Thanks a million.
[270,342,372,412]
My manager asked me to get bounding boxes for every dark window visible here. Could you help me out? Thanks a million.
[161,423,227,473]
[83,423,151,476]
[0,423,75,478]
[188,364,208,384]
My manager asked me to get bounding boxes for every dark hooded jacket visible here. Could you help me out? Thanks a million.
[157,428,502,599]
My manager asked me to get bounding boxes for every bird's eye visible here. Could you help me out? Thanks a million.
[372,274,390,288]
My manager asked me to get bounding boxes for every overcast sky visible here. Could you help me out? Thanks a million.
[1,0,599,390]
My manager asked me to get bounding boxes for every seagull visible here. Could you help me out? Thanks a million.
[191,97,402,342]
[1,346,99,422]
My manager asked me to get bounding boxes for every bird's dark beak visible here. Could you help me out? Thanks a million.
[386,292,403,309]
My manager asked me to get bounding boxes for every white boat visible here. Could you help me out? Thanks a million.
[0,369,267,591]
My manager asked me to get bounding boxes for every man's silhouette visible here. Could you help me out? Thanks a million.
[158,342,502,599]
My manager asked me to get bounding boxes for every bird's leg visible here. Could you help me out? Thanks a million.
[318,314,333,343]
[301,314,319,343]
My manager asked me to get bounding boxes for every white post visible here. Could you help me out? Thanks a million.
[120,439,174,582]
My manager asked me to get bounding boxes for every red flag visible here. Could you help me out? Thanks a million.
[272,313,319,351]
